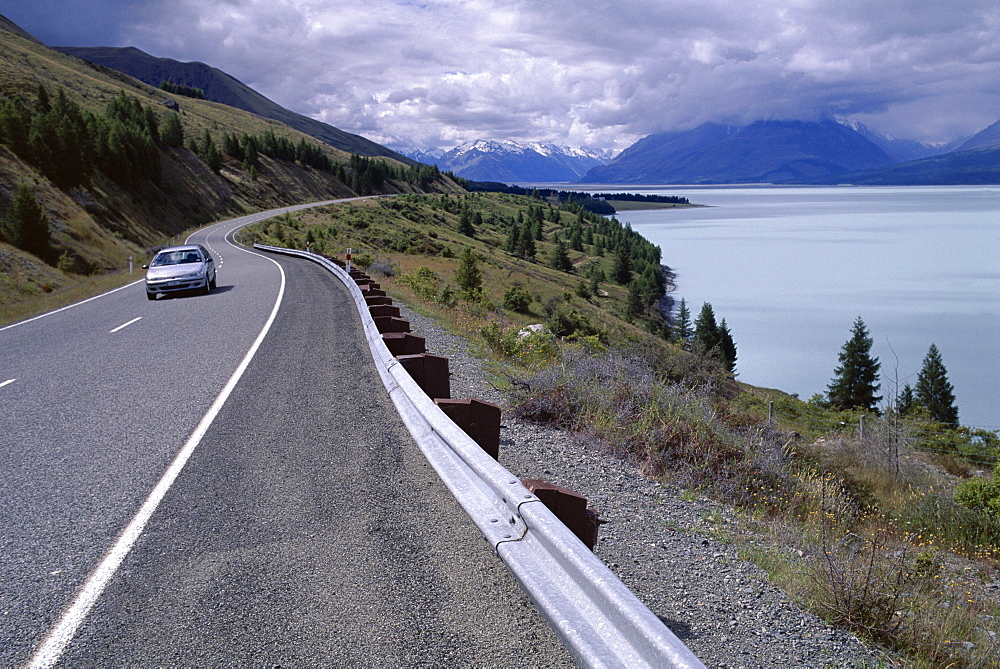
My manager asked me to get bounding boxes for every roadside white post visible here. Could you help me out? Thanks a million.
[128,256,133,275]
[346,247,352,272]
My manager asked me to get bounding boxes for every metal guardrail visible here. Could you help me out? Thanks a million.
[255,243,705,669]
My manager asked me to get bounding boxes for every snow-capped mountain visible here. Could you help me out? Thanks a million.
[396,140,613,182]
[838,119,953,162]
[392,146,447,166]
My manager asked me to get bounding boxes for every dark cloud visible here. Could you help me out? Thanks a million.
[2,0,997,150]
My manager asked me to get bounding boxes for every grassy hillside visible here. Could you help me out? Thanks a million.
[55,46,413,163]
[0,24,458,324]
[247,193,1000,668]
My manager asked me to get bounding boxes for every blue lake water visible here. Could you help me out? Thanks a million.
[571,186,999,429]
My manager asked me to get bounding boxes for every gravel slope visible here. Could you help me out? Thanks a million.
[396,301,886,669]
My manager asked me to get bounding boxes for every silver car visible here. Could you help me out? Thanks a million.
[144,244,217,300]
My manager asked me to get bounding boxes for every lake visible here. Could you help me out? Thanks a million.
[575,186,999,429]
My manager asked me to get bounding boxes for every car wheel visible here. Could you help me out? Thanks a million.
[209,274,217,290]
[146,291,156,300]
[204,275,211,294]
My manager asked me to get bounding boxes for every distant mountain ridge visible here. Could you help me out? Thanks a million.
[55,46,411,163]
[956,118,1000,151]
[580,120,896,184]
[397,139,613,182]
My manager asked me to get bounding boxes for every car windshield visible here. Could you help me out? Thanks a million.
[151,251,201,267]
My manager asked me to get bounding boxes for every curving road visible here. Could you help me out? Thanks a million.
[1,203,571,667]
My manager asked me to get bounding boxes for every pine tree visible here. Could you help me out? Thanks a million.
[694,302,721,353]
[504,222,520,254]
[914,343,959,426]
[161,113,184,148]
[625,281,645,321]
[458,208,474,236]
[4,183,50,260]
[827,316,882,412]
[897,384,916,415]
[518,227,536,260]
[454,247,483,299]
[719,318,737,374]
[612,249,631,284]
[200,130,223,173]
[674,298,693,347]
[549,240,573,273]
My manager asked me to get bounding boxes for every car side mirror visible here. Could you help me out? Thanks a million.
[142,264,149,269]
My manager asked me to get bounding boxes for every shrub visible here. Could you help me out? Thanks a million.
[502,284,532,312]
[505,346,743,482]
[955,467,1000,518]
[436,283,457,308]
[397,266,439,300]
[367,257,398,277]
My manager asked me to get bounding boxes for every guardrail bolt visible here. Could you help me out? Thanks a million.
[434,398,501,460]
[522,479,600,550]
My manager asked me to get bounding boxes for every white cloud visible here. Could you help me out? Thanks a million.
[16,0,1000,149]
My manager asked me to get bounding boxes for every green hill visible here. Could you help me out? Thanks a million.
[0,18,457,323]
[55,45,413,163]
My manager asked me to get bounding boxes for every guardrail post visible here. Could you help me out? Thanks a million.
[434,398,501,460]
[396,353,450,400]
[364,295,392,307]
[369,304,401,319]
[382,332,426,356]
[522,479,600,550]
[373,315,411,333]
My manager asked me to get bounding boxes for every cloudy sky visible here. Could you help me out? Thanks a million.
[3,0,998,152]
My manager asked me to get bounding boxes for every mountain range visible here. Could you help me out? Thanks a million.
[396,140,613,182]
[42,44,1000,186]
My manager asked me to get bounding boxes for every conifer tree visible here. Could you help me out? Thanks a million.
[914,343,959,426]
[694,302,721,353]
[458,208,474,236]
[827,316,881,412]
[674,298,693,347]
[504,222,520,254]
[625,281,645,321]
[4,183,50,260]
[612,249,631,284]
[549,240,573,273]
[897,384,916,415]
[161,113,184,148]
[454,247,483,299]
[719,318,737,374]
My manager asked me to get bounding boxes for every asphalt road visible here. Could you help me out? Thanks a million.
[1,203,571,667]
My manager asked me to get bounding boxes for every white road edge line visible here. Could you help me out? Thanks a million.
[109,317,142,334]
[27,255,287,669]
[0,378,15,388]
[0,280,144,333]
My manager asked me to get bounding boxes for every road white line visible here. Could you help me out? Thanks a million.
[0,379,15,388]
[28,257,288,669]
[109,317,142,334]
[0,281,145,333]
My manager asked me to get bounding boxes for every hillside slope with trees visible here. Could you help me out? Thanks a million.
[54,45,412,163]
[0,20,458,321]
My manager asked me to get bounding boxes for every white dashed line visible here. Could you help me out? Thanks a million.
[0,379,15,388]
[109,317,142,334]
